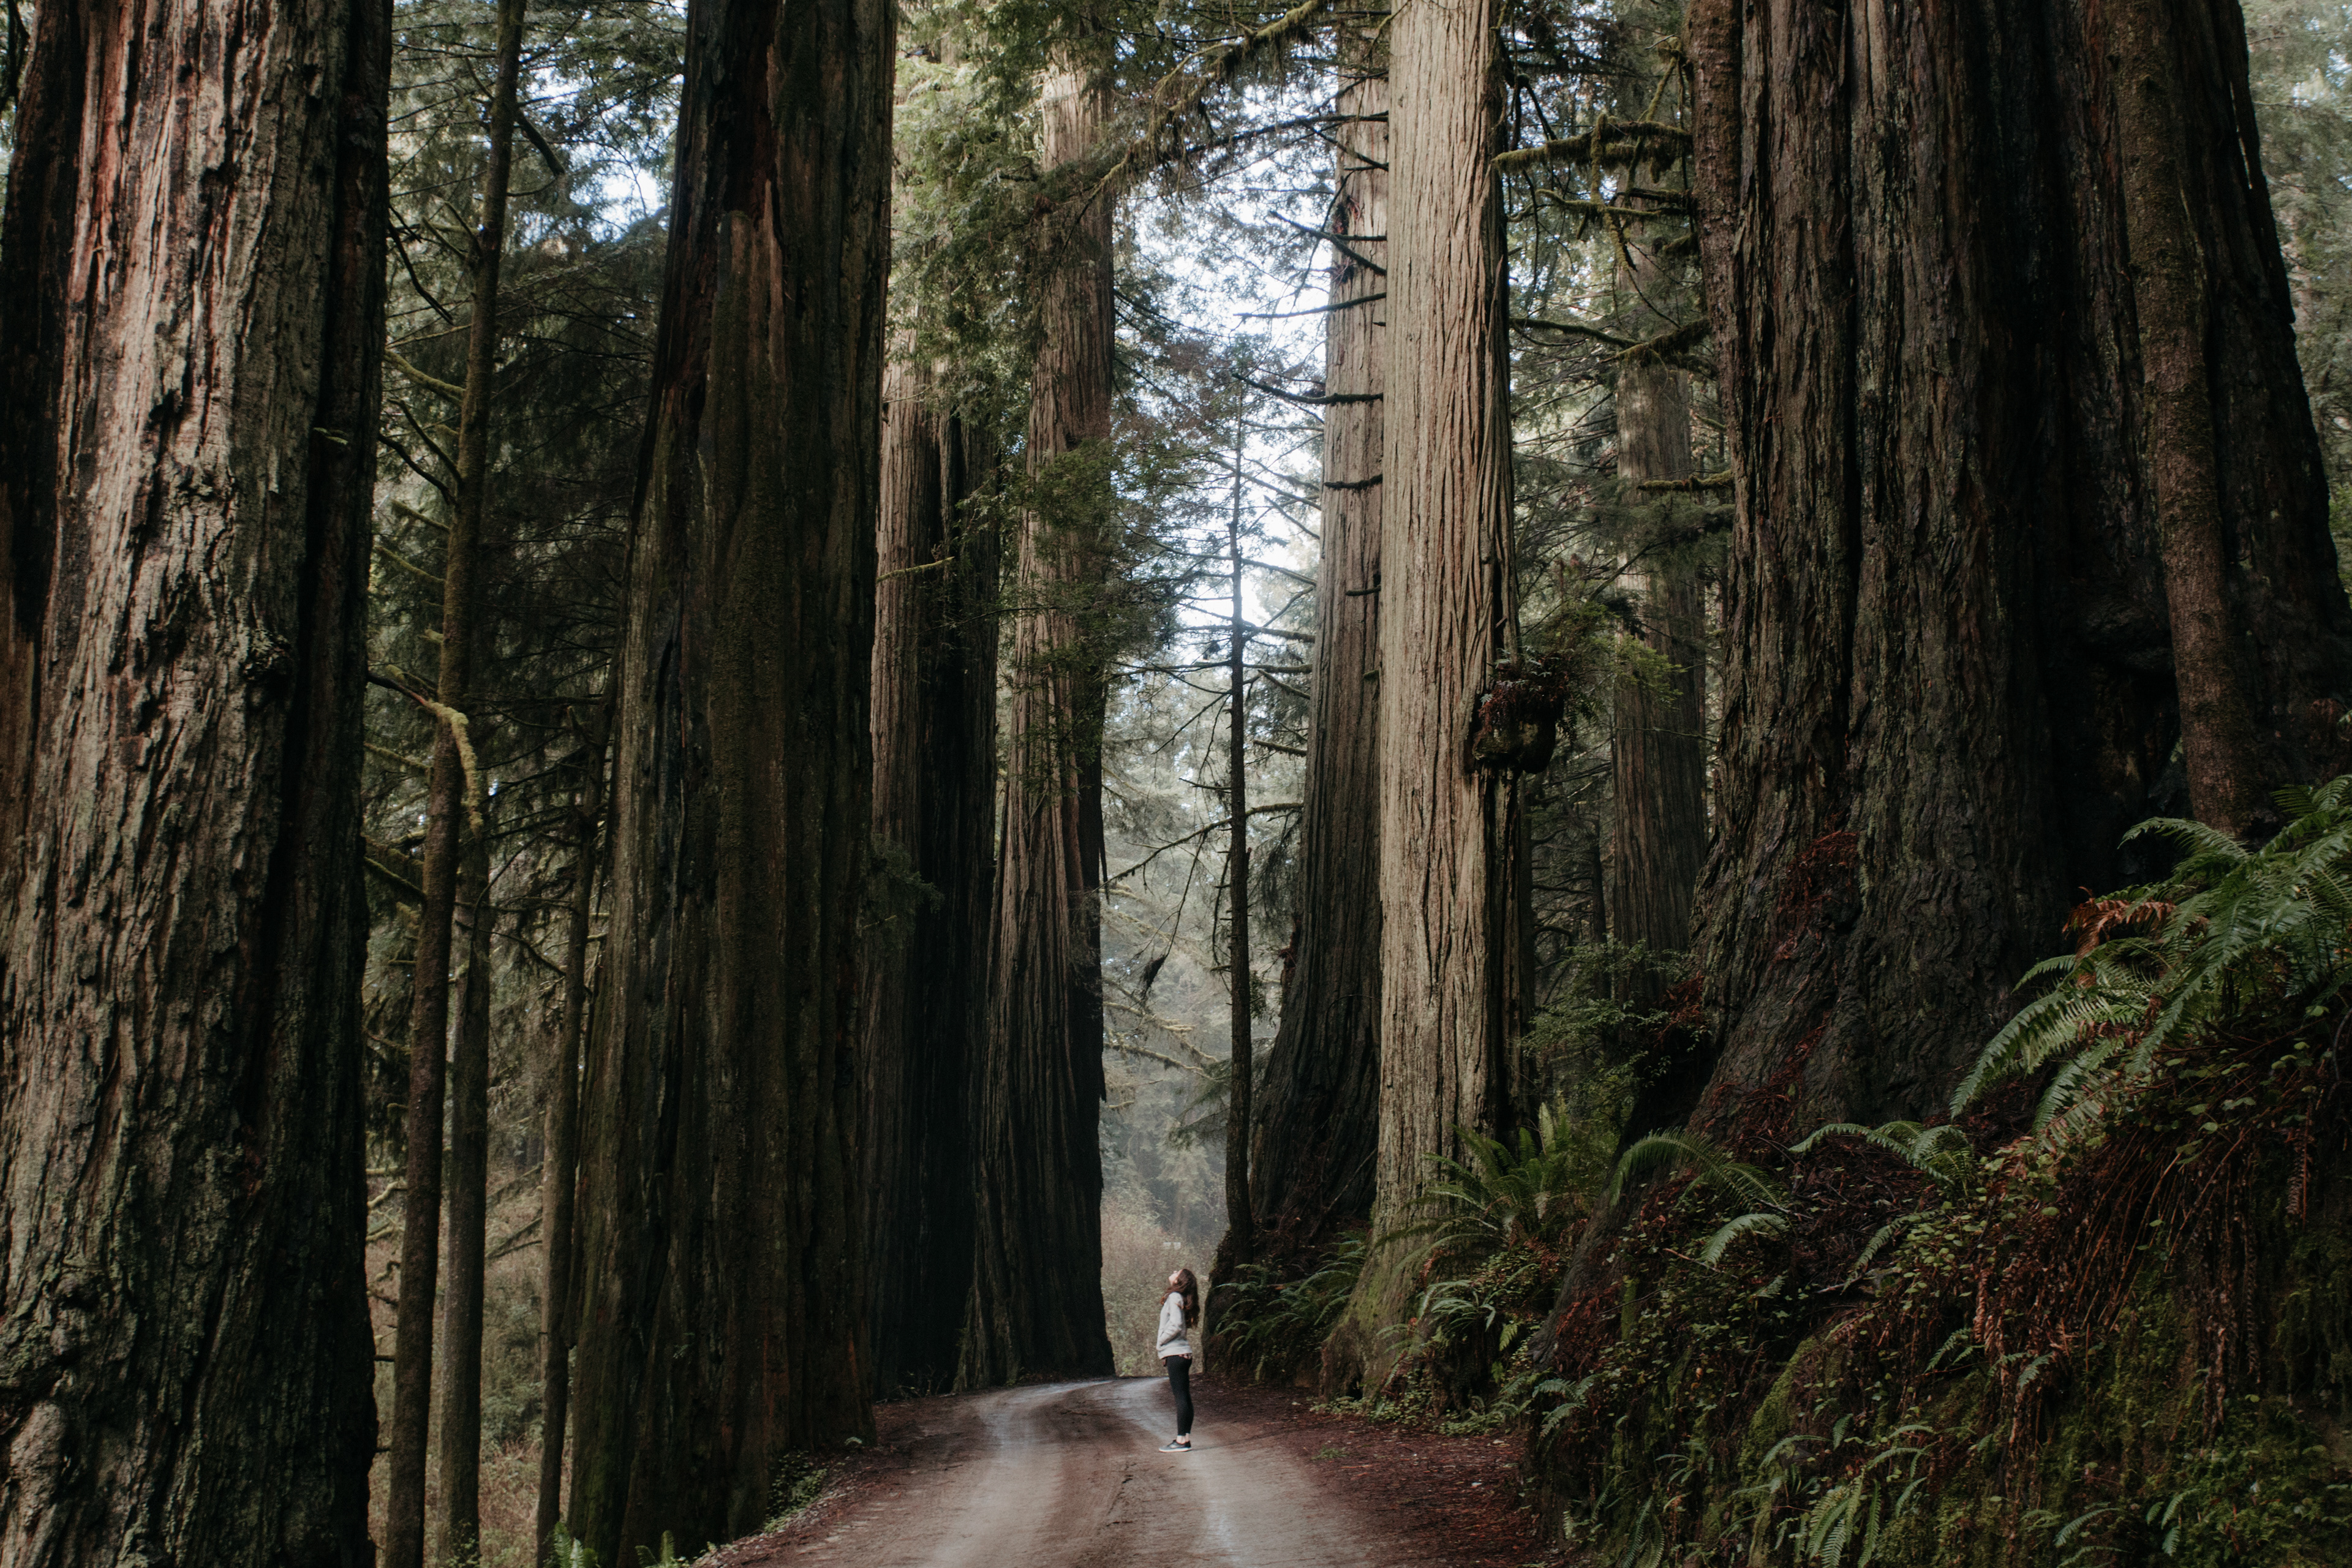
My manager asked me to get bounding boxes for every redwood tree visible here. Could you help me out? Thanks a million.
[1250,28,1388,1262]
[0,0,387,1561]
[1683,0,2352,1133]
[1607,353,1706,987]
[960,47,1119,1389]
[1346,0,1523,1346]
[862,344,998,1397]
[567,0,892,1553]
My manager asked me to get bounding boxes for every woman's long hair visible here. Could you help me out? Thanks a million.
[1170,1267,1199,1326]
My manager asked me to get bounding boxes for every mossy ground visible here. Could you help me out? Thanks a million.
[1526,1046,2352,1567]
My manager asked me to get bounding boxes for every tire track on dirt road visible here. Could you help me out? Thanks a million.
[752,1379,1396,1567]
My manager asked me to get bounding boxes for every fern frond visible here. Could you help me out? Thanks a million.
[2122,813,2250,869]
[1609,1131,1706,1203]
[1841,1218,1908,1283]
[1609,1129,1789,1212]
[1699,1210,1788,1265]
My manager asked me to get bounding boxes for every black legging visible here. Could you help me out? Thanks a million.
[1164,1355,1193,1438]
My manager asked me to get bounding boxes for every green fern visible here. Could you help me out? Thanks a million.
[1608,1129,1790,1212]
[1387,1100,1598,1265]
[547,1526,599,1568]
[1217,1234,1366,1379]
[1608,1129,1793,1270]
[1790,1120,1976,1197]
[1697,1209,1788,1265]
[1955,776,2352,1136]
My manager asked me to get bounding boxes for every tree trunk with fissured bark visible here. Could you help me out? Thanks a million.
[0,0,388,1561]
[864,344,998,1398]
[1681,0,2352,1137]
[567,0,892,1556]
[1335,0,1523,1370]
[960,47,1118,1390]
[1248,24,1387,1268]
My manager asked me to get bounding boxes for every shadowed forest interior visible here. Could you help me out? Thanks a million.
[3,0,2352,1566]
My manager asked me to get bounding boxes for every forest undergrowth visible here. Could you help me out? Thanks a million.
[1228,784,2352,1567]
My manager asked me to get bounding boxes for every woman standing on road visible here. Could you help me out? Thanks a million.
[1157,1267,1199,1452]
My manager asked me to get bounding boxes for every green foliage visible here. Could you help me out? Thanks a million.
[1956,778,2352,1141]
[764,1452,829,1529]
[1389,1102,1605,1267]
[1531,785,2352,1568]
[1215,1234,1366,1381]
[2246,1,2352,526]
[546,1525,597,1568]
[1609,1129,1788,1214]
[1786,1121,1983,1286]
[1518,941,1688,1067]
[1790,1122,1977,1200]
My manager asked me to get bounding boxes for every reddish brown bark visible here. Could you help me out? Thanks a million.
[567,0,892,1555]
[1608,355,1706,979]
[435,832,496,1561]
[1347,0,1521,1346]
[960,48,1118,1390]
[862,345,997,1397]
[0,0,388,1561]
[1223,414,1257,1273]
[1683,0,2352,1131]
[533,716,607,1562]
[1250,30,1387,1264]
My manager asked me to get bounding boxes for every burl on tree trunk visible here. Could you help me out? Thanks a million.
[1682,0,2352,1136]
[567,0,892,1557]
[0,1,388,1563]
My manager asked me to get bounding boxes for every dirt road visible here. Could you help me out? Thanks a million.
[744,1378,1471,1568]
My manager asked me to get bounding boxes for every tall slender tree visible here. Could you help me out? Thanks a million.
[862,341,999,1397]
[567,0,893,1553]
[1344,0,1521,1356]
[383,4,529,1559]
[0,0,388,1561]
[1222,405,1258,1273]
[960,43,1120,1389]
[436,828,497,1561]
[1250,29,1389,1264]
[534,712,608,1564]
[1682,0,2352,1132]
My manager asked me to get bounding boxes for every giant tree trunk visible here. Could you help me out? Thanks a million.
[1607,356,1705,971]
[960,50,1118,1390]
[1349,0,1518,1348]
[567,0,891,1555]
[1683,0,2352,1134]
[862,345,998,1398]
[1249,31,1387,1264]
[0,0,388,1561]
[1607,352,1711,1142]
[384,2,526,1555]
